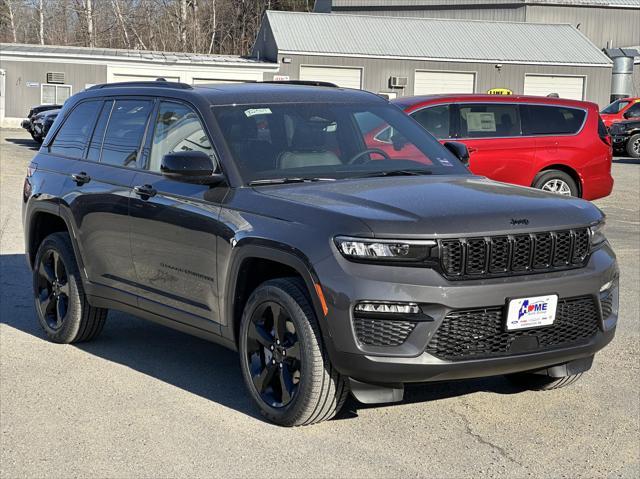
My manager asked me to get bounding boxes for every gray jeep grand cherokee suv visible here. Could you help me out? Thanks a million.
[23,81,619,426]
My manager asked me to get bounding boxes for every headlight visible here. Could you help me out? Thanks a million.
[590,220,607,250]
[334,236,434,263]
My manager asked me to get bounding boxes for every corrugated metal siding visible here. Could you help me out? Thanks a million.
[267,54,612,106]
[330,0,640,7]
[525,5,640,48]
[0,60,106,117]
[264,11,612,65]
[335,7,526,20]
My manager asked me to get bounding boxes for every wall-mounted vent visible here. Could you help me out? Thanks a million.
[46,72,65,84]
[389,76,408,89]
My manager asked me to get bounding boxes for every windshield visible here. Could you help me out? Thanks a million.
[212,102,469,184]
[601,100,630,114]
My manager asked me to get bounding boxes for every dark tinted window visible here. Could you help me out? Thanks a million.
[411,104,451,139]
[86,100,113,162]
[101,100,152,168]
[601,99,630,114]
[149,102,216,172]
[49,101,101,158]
[458,104,520,138]
[625,103,640,118]
[521,105,586,135]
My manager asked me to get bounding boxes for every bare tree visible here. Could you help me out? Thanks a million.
[37,0,44,45]
[5,0,18,43]
[112,0,130,48]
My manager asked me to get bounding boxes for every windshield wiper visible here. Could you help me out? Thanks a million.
[352,169,433,179]
[248,177,336,186]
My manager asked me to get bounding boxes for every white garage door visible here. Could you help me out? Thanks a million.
[523,75,585,100]
[192,78,247,85]
[299,66,362,89]
[112,73,180,82]
[414,71,475,95]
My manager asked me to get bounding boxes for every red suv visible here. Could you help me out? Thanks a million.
[386,94,613,200]
[600,98,640,127]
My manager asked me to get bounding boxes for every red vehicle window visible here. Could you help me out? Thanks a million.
[410,104,451,139]
[457,104,521,138]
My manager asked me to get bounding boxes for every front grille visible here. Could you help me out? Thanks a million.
[425,296,600,361]
[354,317,416,346]
[439,228,590,280]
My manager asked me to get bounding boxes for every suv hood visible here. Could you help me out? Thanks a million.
[256,176,601,237]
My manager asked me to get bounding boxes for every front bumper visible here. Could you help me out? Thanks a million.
[315,244,619,385]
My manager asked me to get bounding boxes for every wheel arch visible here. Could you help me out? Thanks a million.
[533,164,583,197]
[223,241,328,348]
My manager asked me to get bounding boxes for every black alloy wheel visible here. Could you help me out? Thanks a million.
[36,248,70,330]
[245,301,302,408]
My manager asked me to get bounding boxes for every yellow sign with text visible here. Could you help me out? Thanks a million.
[487,88,513,95]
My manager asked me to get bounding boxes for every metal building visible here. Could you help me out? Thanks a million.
[314,1,640,50]
[253,11,613,105]
[0,43,279,127]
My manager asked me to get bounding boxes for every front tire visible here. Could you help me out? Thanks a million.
[626,133,640,158]
[533,169,579,197]
[33,232,107,343]
[239,278,348,426]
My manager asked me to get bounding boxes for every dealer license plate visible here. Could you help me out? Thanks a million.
[506,295,558,331]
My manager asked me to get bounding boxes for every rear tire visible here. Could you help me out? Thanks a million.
[626,133,640,158]
[533,169,579,197]
[238,277,348,426]
[33,232,107,344]
[506,372,583,391]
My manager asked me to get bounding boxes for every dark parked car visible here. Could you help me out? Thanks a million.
[609,118,640,158]
[21,104,62,143]
[30,108,60,144]
[23,82,619,426]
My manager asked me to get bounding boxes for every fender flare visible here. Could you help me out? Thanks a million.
[221,239,329,346]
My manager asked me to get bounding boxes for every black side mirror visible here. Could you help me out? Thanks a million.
[443,141,470,166]
[161,151,223,185]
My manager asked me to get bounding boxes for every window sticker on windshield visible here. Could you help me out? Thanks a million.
[436,157,453,167]
[467,112,496,132]
[245,108,272,117]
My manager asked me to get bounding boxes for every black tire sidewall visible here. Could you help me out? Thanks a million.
[238,280,319,425]
[626,134,640,158]
[32,233,84,343]
[533,170,579,197]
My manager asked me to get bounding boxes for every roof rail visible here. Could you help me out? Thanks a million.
[88,80,193,90]
[261,80,338,88]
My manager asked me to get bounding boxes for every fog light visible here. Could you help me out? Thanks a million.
[354,302,420,315]
[600,280,614,293]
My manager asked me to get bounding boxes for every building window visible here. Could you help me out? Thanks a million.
[41,84,72,105]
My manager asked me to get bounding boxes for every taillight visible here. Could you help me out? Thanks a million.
[598,116,611,146]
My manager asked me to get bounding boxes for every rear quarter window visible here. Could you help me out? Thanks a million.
[521,105,586,135]
[49,101,102,159]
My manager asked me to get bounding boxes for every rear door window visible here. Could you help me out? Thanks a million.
[49,101,102,158]
[100,99,153,168]
[86,100,114,162]
[521,105,586,135]
[457,103,521,138]
[410,104,451,139]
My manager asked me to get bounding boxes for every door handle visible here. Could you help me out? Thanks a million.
[71,172,91,185]
[468,147,478,154]
[133,184,157,198]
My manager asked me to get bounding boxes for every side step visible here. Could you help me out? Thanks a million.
[348,378,404,404]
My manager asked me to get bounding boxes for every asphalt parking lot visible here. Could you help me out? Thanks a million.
[1,128,638,478]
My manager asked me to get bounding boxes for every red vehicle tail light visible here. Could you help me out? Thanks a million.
[598,117,611,146]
